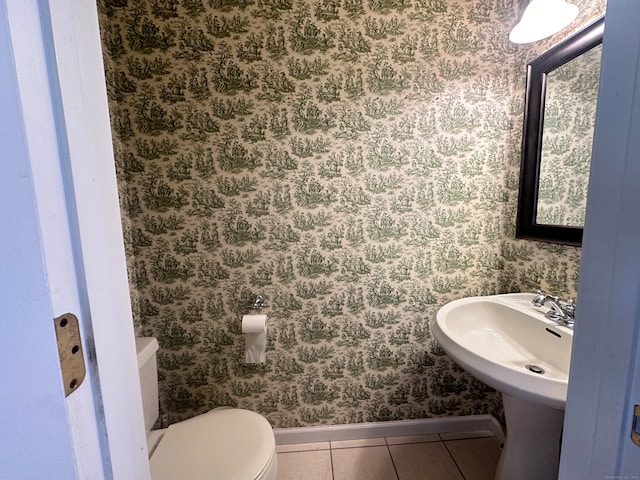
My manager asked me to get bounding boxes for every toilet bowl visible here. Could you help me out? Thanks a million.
[136,337,277,480]
[149,408,277,480]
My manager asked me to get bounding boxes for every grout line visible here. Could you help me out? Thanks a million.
[439,431,496,442]
[276,442,331,454]
[330,444,387,450]
[385,441,401,480]
[329,447,335,480]
[441,440,468,480]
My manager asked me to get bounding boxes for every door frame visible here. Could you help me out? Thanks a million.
[1,0,149,478]
[43,1,150,476]
[560,0,640,477]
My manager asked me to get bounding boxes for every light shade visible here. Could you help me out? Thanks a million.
[509,0,579,44]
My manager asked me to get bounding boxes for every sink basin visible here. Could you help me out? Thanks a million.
[432,293,573,410]
[432,293,574,480]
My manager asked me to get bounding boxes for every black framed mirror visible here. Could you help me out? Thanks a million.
[516,17,604,246]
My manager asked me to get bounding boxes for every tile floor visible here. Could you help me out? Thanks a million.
[276,431,502,480]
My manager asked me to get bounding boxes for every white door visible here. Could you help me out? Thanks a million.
[560,0,640,478]
[0,1,149,479]
[0,5,80,476]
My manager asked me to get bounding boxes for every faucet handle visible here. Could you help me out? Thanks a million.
[564,299,576,316]
[532,290,548,307]
[535,290,558,301]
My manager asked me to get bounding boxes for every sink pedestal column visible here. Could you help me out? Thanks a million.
[495,394,565,480]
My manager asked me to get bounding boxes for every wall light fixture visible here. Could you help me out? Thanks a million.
[510,0,579,44]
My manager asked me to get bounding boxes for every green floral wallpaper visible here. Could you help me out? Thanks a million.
[538,44,601,226]
[97,0,604,428]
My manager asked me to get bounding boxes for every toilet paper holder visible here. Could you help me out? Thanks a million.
[238,295,267,321]
[252,295,267,309]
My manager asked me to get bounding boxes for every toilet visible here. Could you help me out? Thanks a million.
[136,337,278,480]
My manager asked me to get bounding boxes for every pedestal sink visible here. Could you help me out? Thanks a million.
[432,293,573,480]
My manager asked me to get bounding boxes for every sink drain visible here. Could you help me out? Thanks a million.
[525,364,545,374]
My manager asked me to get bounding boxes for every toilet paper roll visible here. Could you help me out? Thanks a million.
[241,314,267,333]
[242,314,267,364]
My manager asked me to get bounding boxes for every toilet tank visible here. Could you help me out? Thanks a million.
[136,337,160,434]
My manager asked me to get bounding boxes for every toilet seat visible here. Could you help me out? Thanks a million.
[150,409,277,480]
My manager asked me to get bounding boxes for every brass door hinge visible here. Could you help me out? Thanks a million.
[632,405,640,447]
[53,313,86,397]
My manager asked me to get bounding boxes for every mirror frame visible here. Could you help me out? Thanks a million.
[516,17,604,247]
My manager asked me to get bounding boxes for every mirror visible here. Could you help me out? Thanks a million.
[516,17,604,246]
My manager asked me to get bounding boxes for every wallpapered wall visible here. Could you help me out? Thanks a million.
[97,0,605,427]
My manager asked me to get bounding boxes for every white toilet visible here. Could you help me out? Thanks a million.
[136,337,278,480]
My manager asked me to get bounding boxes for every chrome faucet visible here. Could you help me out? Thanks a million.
[532,290,576,326]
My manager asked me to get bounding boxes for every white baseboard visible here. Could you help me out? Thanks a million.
[273,415,505,445]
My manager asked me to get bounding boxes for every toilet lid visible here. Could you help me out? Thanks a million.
[150,409,275,480]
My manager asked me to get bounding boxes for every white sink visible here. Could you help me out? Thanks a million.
[432,293,574,480]
[432,292,572,410]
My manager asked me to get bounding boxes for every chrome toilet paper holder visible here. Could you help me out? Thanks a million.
[238,295,267,321]
[251,295,267,309]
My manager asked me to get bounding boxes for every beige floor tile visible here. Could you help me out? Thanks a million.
[277,442,331,453]
[332,446,398,480]
[389,442,464,480]
[276,450,333,480]
[331,437,387,449]
[444,437,502,480]
[439,430,496,441]
[385,434,441,445]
